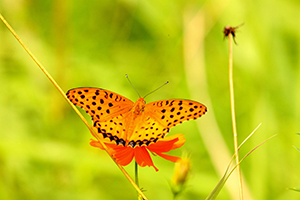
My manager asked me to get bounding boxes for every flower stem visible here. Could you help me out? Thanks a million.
[135,161,140,187]
[135,162,143,200]
[228,31,243,199]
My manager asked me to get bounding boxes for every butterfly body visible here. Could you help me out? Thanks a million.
[66,87,207,148]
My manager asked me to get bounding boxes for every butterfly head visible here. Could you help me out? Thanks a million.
[132,97,146,115]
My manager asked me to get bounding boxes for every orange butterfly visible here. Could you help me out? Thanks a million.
[66,87,207,148]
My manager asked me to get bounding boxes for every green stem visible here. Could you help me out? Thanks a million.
[135,162,143,200]
[135,162,139,187]
[228,32,243,199]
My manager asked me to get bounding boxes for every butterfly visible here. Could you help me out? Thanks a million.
[66,87,207,148]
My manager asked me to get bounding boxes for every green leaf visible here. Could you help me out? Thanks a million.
[293,146,300,153]
[288,188,300,192]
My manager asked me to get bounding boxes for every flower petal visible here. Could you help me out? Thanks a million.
[161,134,186,149]
[134,147,158,171]
[90,134,186,171]
[171,139,185,149]
[113,146,135,166]
[147,134,186,153]
[90,139,118,155]
[155,152,181,163]
[90,139,105,149]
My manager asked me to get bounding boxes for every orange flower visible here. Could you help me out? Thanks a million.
[90,134,186,171]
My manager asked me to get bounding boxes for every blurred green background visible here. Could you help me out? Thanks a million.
[0,0,300,199]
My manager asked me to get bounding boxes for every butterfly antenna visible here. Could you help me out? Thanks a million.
[143,81,169,99]
[126,74,141,98]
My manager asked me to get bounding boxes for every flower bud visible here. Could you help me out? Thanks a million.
[171,153,191,196]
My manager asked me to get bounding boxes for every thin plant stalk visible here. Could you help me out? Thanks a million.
[206,124,275,200]
[135,162,139,199]
[223,134,276,195]
[135,162,143,200]
[135,162,140,187]
[0,14,147,200]
[228,32,243,199]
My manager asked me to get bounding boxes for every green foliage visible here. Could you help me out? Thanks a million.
[1,0,300,199]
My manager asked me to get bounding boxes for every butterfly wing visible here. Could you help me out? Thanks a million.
[147,99,207,127]
[66,87,134,145]
[127,99,207,147]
